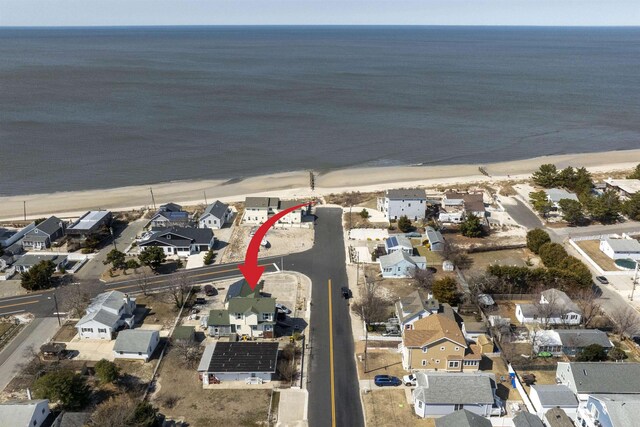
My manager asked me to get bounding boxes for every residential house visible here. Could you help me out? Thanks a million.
[461,322,488,342]
[513,412,545,427]
[425,227,444,251]
[412,372,501,418]
[22,216,66,250]
[199,200,232,229]
[379,251,426,278]
[0,222,35,247]
[148,203,192,228]
[599,237,640,261]
[401,314,481,372]
[546,188,580,212]
[605,178,640,199]
[515,288,582,326]
[556,362,640,405]
[394,291,441,331]
[224,279,263,302]
[51,411,91,427]
[197,342,278,384]
[529,385,578,419]
[138,227,215,256]
[439,192,486,223]
[75,291,136,340]
[13,254,67,274]
[377,188,427,221]
[577,394,640,427]
[227,296,276,338]
[172,325,195,344]
[543,408,575,427]
[113,329,160,362]
[65,210,112,239]
[244,197,280,224]
[0,399,50,427]
[207,310,233,337]
[0,242,23,270]
[435,409,491,427]
[532,329,612,357]
[277,199,309,225]
[384,235,414,255]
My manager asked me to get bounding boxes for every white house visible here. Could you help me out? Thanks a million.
[0,399,50,427]
[515,289,582,326]
[556,362,640,405]
[379,250,426,278]
[529,384,578,420]
[75,291,136,340]
[377,188,427,221]
[197,342,278,385]
[425,227,444,251]
[435,410,491,427]
[147,203,192,228]
[243,197,308,225]
[12,254,67,274]
[532,329,612,357]
[605,178,640,199]
[599,237,640,261]
[138,227,215,256]
[578,394,640,427]
[384,235,413,254]
[277,200,308,225]
[546,188,580,210]
[412,372,501,418]
[227,297,276,338]
[113,329,160,362]
[439,192,486,223]
[394,291,441,331]
[199,200,232,229]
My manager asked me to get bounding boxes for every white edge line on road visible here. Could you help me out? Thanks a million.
[0,309,25,316]
[273,262,280,272]
[0,294,43,303]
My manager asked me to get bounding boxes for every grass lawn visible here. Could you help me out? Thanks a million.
[52,321,78,342]
[135,292,182,329]
[575,240,618,271]
[363,389,434,427]
[153,350,270,426]
[356,348,406,380]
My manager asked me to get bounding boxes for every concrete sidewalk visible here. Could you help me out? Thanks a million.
[277,388,308,427]
[0,317,60,392]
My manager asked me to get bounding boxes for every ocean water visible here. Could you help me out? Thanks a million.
[1,26,639,196]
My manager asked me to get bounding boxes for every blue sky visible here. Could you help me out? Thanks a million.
[1,0,639,26]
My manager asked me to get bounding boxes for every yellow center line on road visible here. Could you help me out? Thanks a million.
[328,279,337,427]
[0,299,41,310]
[107,263,273,292]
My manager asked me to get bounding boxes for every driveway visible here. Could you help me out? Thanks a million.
[499,196,544,231]
[65,337,116,361]
[277,388,308,427]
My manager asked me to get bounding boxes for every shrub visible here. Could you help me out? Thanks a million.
[526,229,551,254]
[95,359,120,384]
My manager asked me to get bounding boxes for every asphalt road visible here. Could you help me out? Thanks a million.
[286,207,364,427]
[502,198,544,231]
[0,260,280,318]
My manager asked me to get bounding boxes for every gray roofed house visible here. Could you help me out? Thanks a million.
[556,362,640,396]
[394,290,440,330]
[529,384,578,419]
[379,250,426,278]
[139,227,215,256]
[600,237,640,261]
[556,329,612,349]
[385,235,413,254]
[113,329,160,361]
[0,399,50,427]
[377,188,427,221]
[425,227,444,251]
[412,372,498,418]
[13,254,67,273]
[22,216,66,250]
[513,411,544,427]
[52,411,91,427]
[585,394,640,427]
[386,188,426,199]
[66,210,112,236]
[148,203,192,228]
[76,291,136,340]
[516,288,582,326]
[199,200,232,229]
[197,342,279,384]
[543,408,575,427]
[435,409,491,427]
[546,188,580,204]
[245,197,279,209]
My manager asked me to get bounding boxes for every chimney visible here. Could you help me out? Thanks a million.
[125,293,131,307]
[27,388,32,400]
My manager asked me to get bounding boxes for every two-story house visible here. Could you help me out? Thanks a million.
[227,297,276,338]
[438,192,486,223]
[199,200,232,229]
[377,188,427,221]
[76,291,136,340]
[395,291,441,331]
[243,197,308,225]
[22,216,66,250]
[515,289,582,326]
[578,394,640,427]
[401,314,481,372]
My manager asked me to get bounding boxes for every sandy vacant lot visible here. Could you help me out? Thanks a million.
[223,225,314,263]
[363,389,434,427]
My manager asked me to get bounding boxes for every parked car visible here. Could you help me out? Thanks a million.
[374,375,401,387]
[596,276,609,285]
[195,297,206,305]
[276,303,292,315]
[402,374,416,386]
[204,285,216,296]
[341,287,352,299]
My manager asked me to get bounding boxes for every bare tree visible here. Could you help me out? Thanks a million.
[168,271,192,309]
[442,241,473,270]
[277,359,297,383]
[610,306,640,339]
[352,279,390,372]
[62,283,90,319]
[136,270,153,296]
[573,288,602,328]
[411,268,434,294]
[90,396,135,427]
[171,339,202,369]
[533,288,563,329]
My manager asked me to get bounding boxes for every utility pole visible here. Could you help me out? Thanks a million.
[309,171,315,191]
[48,293,61,326]
[23,201,26,221]
[203,191,208,206]
[630,261,639,301]
[149,187,156,210]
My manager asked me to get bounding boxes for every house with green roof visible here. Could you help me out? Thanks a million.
[207,309,233,337]
[206,295,276,339]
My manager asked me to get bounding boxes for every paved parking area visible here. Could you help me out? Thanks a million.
[65,337,116,361]
[277,388,308,426]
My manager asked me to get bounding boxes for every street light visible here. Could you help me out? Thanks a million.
[47,293,61,326]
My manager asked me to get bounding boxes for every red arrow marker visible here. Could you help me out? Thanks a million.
[239,200,314,289]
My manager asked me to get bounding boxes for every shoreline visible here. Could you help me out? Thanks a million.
[1,148,639,221]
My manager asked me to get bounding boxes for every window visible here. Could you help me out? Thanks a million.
[236,313,243,320]
[98,328,107,333]
[138,352,142,356]
[422,347,428,353]
[454,347,460,351]
[463,360,477,366]
[262,313,271,321]
[81,328,93,333]
[448,361,460,369]
[454,404,464,411]
[435,359,440,364]
[422,360,427,366]
[440,346,445,351]
[418,401,423,409]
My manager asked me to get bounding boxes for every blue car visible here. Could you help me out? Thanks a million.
[374,375,401,387]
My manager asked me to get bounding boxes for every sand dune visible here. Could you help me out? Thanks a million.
[1,149,639,221]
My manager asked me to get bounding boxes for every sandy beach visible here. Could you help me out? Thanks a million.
[1,149,639,221]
